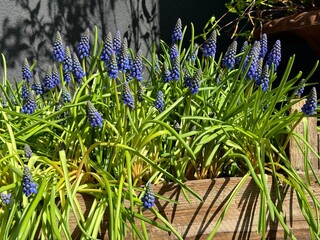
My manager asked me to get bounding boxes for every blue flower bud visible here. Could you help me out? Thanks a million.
[76,28,90,59]
[21,82,29,99]
[162,62,171,83]
[295,79,305,97]
[0,192,11,205]
[22,58,32,83]
[52,31,65,62]
[118,38,130,72]
[72,53,85,82]
[113,30,122,57]
[141,183,155,209]
[267,40,281,71]
[202,30,217,57]
[31,73,43,95]
[260,33,268,58]
[256,64,269,91]
[108,52,119,79]
[87,101,103,128]
[222,40,237,69]
[63,46,73,72]
[171,18,182,42]
[169,43,179,63]
[61,86,71,102]
[154,91,165,113]
[21,92,37,114]
[52,64,60,87]
[22,166,38,197]
[24,144,32,158]
[131,49,143,81]
[43,65,55,90]
[122,81,134,109]
[170,57,180,81]
[301,87,317,116]
[101,32,113,65]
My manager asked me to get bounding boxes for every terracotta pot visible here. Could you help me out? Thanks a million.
[255,9,320,55]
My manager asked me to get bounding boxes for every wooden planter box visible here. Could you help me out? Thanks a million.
[68,102,319,239]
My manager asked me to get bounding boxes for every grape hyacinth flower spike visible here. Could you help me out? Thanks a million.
[170,57,180,81]
[77,28,90,59]
[131,49,143,81]
[202,30,217,58]
[295,79,305,97]
[72,53,86,82]
[236,40,248,65]
[162,62,171,83]
[301,87,317,116]
[260,33,268,58]
[118,38,130,72]
[141,183,155,209]
[63,46,73,72]
[22,58,32,83]
[61,86,72,103]
[43,65,55,90]
[52,31,65,62]
[100,32,113,65]
[154,91,165,113]
[21,82,29,99]
[137,81,144,102]
[169,43,179,63]
[222,40,237,69]
[256,64,270,91]
[267,40,281,71]
[171,18,182,42]
[107,52,119,79]
[0,193,11,205]
[87,101,103,128]
[52,64,60,87]
[244,41,261,80]
[31,73,43,95]
[188,68,202,94]
[22,166,38,197]
[24,144,33,158]
[122,81,134,109]
[113,30,122,57]
[21,92,37,114]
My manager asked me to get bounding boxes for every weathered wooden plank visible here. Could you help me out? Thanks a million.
[289,100,318,170]
[70,175,320,240]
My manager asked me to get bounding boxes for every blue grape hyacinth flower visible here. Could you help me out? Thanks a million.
[141,183,155,209]
[267,40,281,71]
[236,40,248,65]
[22,58,32,83]
[43,65,55,90]
[244,41,260,80]
[31,73,43,95]
[101,32,113,65]
[87,101,103,128]
[61,86,72,103]
[202,30,217,58]
[122,81,134,109]
[63,46,73,72]
[172,18,182,42]
[21,82,29,99]
[0,193,11,205]
[113,30,122,57]
[21,92,37,114]
[295,79,305,97]
[169,43,179,63]
[108,52,119,79]
[301,87,317,116]
[52,31,65,62]
[72,53,86,82]
[118,38,130,72]
[52,64,60,87]
[154,91,165,113]
[162,62,171,83]
[256,64,270,91]
[24,144,33,158]
[222,40,237,69]
[188,68,202,94]
[260,33,268,58]
[77,28,90,59]
[22,166,38,197]
[170,57,180,81]
[131,49,143,81]
[64,71,72,85]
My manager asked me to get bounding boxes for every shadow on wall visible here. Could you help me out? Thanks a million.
[0,0,159,80]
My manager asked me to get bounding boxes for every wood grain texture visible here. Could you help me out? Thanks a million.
[70,176,320,240]
[289,100,318,170]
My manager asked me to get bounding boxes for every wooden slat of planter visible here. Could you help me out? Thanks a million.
[71,176,320,240]
[289,100,319,170]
